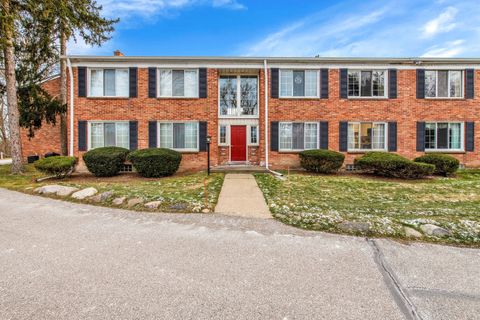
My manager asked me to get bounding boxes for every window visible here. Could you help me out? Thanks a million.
[348,122,386,151]
[279,70,319,98]
[250,126,258,145]
[89,122,129,149]
[348,70,386,98]
[425,70,463,98]
[158,122,198,151]
[279,122,318,151]
[425,122,463,151]
[219,125,228,145]
[219,75,258,116]
[158,69,198,97]
[89,69,129,97]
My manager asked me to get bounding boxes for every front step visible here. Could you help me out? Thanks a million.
[211,165,268,173]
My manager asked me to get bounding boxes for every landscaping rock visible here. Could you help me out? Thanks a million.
[35,185,79,197]
[337,221,370,233]
[112,197,126,205]
[90,191,114,203]
[404,227,423,238]
[202,208,210,213]
[144,201,162,209]
[169,203,188,211]
[127,198,143,208]
[420,224,451,237]
[72,187,98,200]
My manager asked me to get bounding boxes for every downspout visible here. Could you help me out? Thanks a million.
[263,59,283,176]
[66,58,74,157]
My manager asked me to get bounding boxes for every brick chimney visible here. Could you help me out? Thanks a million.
[113,50,124,56]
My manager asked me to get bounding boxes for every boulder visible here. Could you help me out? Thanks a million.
[202,208,210,213]
[112,196,126,205]
[169,203,188,211]
[127,198,143,208]
[420,224,451,237]
[35,185,79,197]
[404,227,423,238]
[90,191,114,203]
[337,221,370,233]
[144,201,162,209]
[72,187,98,200]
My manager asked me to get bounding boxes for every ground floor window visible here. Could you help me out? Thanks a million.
[425,122,463,151]
[279,122,318,151]
[89,122,129,150]
[158,122,199,151]
[348,122,387,151]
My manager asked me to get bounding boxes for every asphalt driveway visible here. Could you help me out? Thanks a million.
[0,188,478,319]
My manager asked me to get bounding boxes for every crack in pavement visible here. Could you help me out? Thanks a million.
[367,238,423,320]
[408,287,480,301]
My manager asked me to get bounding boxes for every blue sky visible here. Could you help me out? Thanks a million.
[70,0,480,57]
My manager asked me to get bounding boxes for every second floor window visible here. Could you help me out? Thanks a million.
[89,69,129,97]
[279,70,319,98]
[348,70,386,98]
[219,75,258,116]
[348,122,387,150]
[159,69,198,98]
[425,70,462,98]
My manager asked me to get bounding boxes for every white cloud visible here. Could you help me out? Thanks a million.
[422,6,458,37]
[212,0,246,10]
[421,39,465,57]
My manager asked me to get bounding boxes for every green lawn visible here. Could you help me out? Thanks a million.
[255,171,480,245]
[0,165,224,213]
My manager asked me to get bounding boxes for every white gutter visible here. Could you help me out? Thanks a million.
[66,58,74,157]
[263,59,282,177]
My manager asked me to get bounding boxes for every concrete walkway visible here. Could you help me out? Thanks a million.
[215,173,271,219]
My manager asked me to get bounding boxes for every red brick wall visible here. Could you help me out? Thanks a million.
[21,77,62,158]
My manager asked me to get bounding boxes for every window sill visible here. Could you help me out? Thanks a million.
[347,149,388,154]
[346,97,389,100]
[156,96,200,100]
[424,97,465,100]
[86,97,130,100]
[425,150,465,154]
[278,96,321,100]
[219,115,259,119]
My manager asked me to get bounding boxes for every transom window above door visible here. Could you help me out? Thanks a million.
[279,70,319,98]
[89,68,129,97]
[219,75,258,117]
[158,69,198,98]
[348,70,387,98]
[425,70,463,98]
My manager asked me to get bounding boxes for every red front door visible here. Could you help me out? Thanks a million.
[230,125,247,161]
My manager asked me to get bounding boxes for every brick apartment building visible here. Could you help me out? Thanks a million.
[22,54,479,171]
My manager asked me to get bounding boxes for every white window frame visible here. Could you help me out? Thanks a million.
[218,125,230,146]
[424,70,464,99]
[425,121,464,152]
[278,121,319,152]
[87,68,130,98]
[347,69,388,99]
[157,121,199,152]
[279,69,320,98]
[248,125,259,146]
[347,121,388,152]
[87,121,130,150]
[218,75,259,118]
[157,69,199,98]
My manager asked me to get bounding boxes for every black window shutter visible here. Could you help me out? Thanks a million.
[148,67,157,98]
[466,122,475,151]
[78,67,86,97]
[199,121,208,152]
[320,121,329,149]
[339,121,348,151]
[270,121,279,151]
[129,67,138,98]
[416,69,425,99]
[271,68,279,98]
[388,69,397,99]
[320,69,329,99]
[199,68,207,98]
[339,69,348,99]
[129,121,138,151]
[416,122,426,151]
[388,122,397,152]
[148,121,157,148]
[78,120,87,151]
[465,69,474,99]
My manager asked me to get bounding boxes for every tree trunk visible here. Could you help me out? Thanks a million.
[59,29,68,155]
[2,0,23,173]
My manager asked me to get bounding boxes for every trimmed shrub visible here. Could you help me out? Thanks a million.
[34,156,77,178]
[414,154,460,176]
[83,147,130,177]
[354,152,434,179]
[299,149,345,173]
[128,148,182,178]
